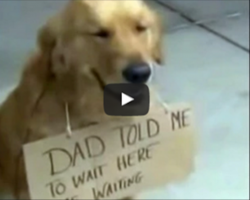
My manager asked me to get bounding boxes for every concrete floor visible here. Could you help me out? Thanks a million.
[0,0,249,199]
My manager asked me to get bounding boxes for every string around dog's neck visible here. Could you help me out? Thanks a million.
[65,102,73,138]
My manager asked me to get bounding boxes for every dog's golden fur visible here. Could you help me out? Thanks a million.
[0,0,163,199]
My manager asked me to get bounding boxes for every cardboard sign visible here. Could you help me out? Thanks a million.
[23,103,197,200]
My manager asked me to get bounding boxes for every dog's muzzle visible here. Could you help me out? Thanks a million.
[122,62,152,84]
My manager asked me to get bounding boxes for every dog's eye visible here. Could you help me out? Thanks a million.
[136,24,148,33]
[92,29,110,39]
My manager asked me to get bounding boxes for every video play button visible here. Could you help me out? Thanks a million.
[121,93,134,106]
[104,83,149,116]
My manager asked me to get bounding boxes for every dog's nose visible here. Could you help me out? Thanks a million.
[122,62,151,83]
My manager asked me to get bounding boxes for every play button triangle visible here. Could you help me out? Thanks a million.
[121,93,134,106]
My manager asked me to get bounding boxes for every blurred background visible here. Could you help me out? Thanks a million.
[0,0,249,199]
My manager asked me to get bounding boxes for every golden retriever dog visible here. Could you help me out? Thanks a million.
[0,0,163,199]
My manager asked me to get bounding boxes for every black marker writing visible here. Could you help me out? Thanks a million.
[118,119,160,148]
[65,195,78,200]
[46,179,67,198]
[171,108,191,130]
[43,135,105,176]
[117,141,160,171]
[72,164,107,189]
[92,171,143,200]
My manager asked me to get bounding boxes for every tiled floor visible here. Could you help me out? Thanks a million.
[0,1,249,199]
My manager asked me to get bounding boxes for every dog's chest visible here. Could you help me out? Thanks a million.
[26,97,111,141]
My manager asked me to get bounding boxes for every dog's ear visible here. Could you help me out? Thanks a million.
[37,14,70,75]
[152,13,164,65]
[37,14,63,53]
[153,36,164,65]
[79,0,98,6]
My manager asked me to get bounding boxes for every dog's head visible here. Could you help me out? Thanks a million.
[38,0,163,88]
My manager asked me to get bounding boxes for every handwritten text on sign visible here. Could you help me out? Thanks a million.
[23,103,196,200]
